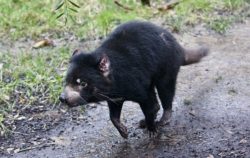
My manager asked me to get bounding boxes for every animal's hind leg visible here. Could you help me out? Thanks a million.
[156,76,177,126]
[139,103,159,128]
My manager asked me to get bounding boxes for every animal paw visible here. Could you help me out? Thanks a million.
[118,124,128,139]
[147,125,157,138]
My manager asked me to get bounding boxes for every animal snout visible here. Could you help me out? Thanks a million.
[59,93,67,103]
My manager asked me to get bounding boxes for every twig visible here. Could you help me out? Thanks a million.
[17,143,55,153]
[158,0,180,11]
[114,0,133,11]
[10,131,29,136]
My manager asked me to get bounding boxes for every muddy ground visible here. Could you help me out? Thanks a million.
[1,20,250,158]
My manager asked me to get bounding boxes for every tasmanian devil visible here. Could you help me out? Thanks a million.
[59,21,208,138]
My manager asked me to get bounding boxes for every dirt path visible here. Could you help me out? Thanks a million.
[2,21,250,158]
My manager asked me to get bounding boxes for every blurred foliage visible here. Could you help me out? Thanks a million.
[0,0,249,39]
[54,0,80,24]
[0,0,152,40]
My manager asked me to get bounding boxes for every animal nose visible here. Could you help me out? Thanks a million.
[59,93,66,103]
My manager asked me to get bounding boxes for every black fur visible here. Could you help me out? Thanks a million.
[61,21,207,138]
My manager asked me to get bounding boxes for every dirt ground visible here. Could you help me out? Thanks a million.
[1,20,250,158]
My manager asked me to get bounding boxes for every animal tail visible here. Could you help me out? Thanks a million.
[182,46,209,66]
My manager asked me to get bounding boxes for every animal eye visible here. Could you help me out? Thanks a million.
[81,82,88,88]
[76,78,88,88]
[76,78,81,84]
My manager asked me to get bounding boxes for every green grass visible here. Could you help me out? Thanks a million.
[0,0,57,39]
[0,0,248,39]
[0,48,70,134]
[164,0,249,33]
[80,0,151,37]
[0,0,152,40]
[0,48,69,105]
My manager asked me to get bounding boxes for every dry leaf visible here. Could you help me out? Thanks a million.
[207,154,214,158]
[6,148,14,154]
[60,109,67,113]
[17,116,26,120]
[189,110,196,116]
[33,39,54,49]
[14,148,20,153]
[239,139,247,144]
[158,0,180,11]
[50,136,71,146]
[28,117,34,121]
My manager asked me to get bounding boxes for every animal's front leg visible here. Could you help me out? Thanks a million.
[140,104,158,137]
[139,93,159,137]
[108,101,128,138]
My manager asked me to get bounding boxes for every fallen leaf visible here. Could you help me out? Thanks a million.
[207,154,214,158]
[17,116,26,120]
[50,136,71,146]
[6,148,14,154]
[189,110,196,116]
[33,39,54,49]
[14,148,20,153]
[225,129,233,134]
[60,109,67,113]
[239,139,247,144]
[28,117,33,121]
[158,0,180,11]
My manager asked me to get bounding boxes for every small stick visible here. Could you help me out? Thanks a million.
[114,0,133,11]
[10,131,29,136]
[17,143,55,153]
[158,0,180,11]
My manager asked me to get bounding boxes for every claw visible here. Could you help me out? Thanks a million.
[120,131,128,139]
[111,118,128,139]
[118,123,128,139]
[147,124,157,137]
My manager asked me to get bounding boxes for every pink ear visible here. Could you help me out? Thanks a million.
[99,54,110,76]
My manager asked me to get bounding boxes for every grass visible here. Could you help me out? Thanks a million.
[0,48,69,134]
[0,0,152,40]
[0,0,249,135]
[164,0,249,33]
[0,0,249,39]
[0,48,71,104]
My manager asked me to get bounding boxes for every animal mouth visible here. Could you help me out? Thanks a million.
[67,97,88,107]
[59,92,88,107]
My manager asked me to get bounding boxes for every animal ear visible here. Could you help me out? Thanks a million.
[72,49,81,56]
[98,54,110,77]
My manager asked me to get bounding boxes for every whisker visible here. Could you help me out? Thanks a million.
[96,90,124,97]
[95,102,107,107]
[96,93,123,105]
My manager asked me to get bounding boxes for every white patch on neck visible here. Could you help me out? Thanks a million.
[103,71,110,77]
